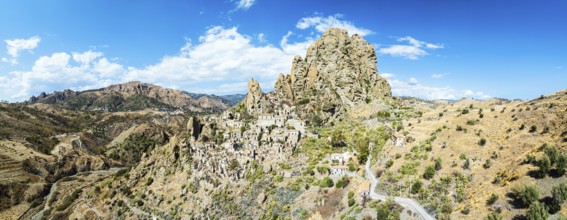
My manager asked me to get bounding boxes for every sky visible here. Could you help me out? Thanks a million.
[0,0,566,102]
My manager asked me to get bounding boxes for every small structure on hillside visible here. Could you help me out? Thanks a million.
[392,133,405,147]
[257,113,275,126]
[330,152,352,165]
[330,166,348,176]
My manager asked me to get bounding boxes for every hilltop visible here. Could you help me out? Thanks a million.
[26,81,243,113]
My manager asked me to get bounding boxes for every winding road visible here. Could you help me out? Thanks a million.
[365,155,436,220]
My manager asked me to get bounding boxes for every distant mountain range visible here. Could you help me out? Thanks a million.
[26,81,245,113]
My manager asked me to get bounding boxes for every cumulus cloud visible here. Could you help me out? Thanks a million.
[296,14,373,36]
[124,26,299,90]
[382,73,490,100]
[2,36,41,64]
[378,36,443,60]
[0,50,126,101]
[0,26,315,102]
[234,0,255,10]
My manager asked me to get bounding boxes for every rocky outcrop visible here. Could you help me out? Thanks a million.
[243,78,266,114]
[274,28,392,118]
[187,116,203,141]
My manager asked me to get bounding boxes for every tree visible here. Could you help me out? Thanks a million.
[411,180,422,194]
[514,185,540,207]
[552,183,567,206]
[479,138,487,146]
[422,165,436,180]
[538,155,551,177]
[550,183,567,213]
[319,177,334,188]
[526,201,548,220]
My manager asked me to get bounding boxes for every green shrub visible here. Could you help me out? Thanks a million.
[526,201,548,220]
[422,165,436,180]
[513,185,540,207]
[335,175,350,188]
[525,154,537,164]
[479,138,487,146]
[146,177,154,186]
[484,212,503,220]
[483,159,492,169]
[297,98,310,105]
[57,189,82,211]
[537,155,551,177]
[486,193,498,205]
[400,162,419,175]
[463,159,470,170]
[385,160,394,168]
[318,177,334,188]
[410,180,422,194]
[434,157,442,170]
[552,183,567,206]
[466,119,479,125]
[348,197,355,206]
[544,145,559,165]
[529,125,537,133]
[557,153,567,176]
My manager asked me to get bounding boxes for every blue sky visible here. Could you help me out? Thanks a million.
[0,0,566,102]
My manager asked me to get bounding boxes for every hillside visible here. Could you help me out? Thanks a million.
[0,28,565,220]
[26,81,241,113]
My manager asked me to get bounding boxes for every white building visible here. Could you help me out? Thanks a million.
[330,152,351,164]
[257,113,275,126]
[330,166,348,176]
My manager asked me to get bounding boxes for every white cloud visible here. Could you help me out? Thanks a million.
[380,73,395,79]
[257,33,266,43]
[0,51,124,101]
[2,36,41,64]
[378,36,443,60]
[0,26,315,102]
[234,0,255,10]
[384,74,490,100]
[280,31,314,57]
[72,50,103,65]
[125,26,298,88]
[296,14,373,36]
[0,18,379,102]
[431,73,446,78]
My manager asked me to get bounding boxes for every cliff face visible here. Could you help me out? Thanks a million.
[274,28,392,118]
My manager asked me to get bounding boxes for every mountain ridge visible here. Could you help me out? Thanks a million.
[26,81,244,113]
